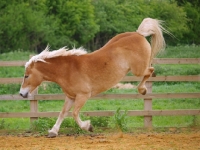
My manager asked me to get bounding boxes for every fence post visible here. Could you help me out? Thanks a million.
[144,81,152,127]
[29,88,38,123]
[143,72,155,128]
[29,55,38,123]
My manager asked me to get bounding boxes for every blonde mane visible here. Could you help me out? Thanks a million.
[25,45,87,68]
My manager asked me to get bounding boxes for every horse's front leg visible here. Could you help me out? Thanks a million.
[48,96,74,138]
[73,93,93,132]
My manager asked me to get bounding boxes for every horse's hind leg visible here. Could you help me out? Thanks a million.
[138,67,154,95]
[73,93,93,132]
[48,96,74,138]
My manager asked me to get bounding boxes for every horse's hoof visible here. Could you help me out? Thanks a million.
[141,89,147,95]
[47,132,57,138]
[138,87,147,95]
[88,125,93,132]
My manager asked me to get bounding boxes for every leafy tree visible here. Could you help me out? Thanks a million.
[0,0,198,53]
[90,0,143,50]
[0,2,57,53]
[0,0,98,53]
[175,0,200,44]
[141,0,188,45]
[45,0,99,49]
[89,0,188,50]
[176,0,200,6]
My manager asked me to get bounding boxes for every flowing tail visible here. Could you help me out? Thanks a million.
[136,18,170,62]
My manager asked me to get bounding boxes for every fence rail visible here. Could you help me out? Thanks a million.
[0,58,199,66]
[0,58,200,127]
[0,75,199,84]
[0,93,200,101]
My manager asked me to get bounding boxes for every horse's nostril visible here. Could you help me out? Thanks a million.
[20,92,28,98]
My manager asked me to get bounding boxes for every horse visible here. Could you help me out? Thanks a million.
[19,18,168,138]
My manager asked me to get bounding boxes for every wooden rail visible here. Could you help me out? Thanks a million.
[0,75,200,84]
[0,58,199,66]
[0,58,200,128]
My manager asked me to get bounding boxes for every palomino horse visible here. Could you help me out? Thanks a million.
[20,18,168,137]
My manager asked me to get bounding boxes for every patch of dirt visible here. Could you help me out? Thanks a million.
[0,129,200,150]
[113,83,136,89]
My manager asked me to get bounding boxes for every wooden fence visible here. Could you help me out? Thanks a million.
[0,58,200,127]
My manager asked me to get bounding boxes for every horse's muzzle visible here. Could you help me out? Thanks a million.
[20,92,28,98]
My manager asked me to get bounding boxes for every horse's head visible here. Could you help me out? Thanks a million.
[19,45,87,98]
[19,61,43,98]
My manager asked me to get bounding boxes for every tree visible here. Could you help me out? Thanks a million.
[45,0,99,49]
[175,0,200,44]
[0,0,98,53]
[0,1,57,53]
[89,0,188,50]
[0,0,197,53]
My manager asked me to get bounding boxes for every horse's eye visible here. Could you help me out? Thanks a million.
[25,75,29,78]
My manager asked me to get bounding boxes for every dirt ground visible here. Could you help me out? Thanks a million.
[0,129,200,150]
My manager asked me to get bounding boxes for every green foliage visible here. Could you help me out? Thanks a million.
[0,84,21,94]
[0,51,33,60]
[0,67,25,78]
[30,118,55,132]
[113,108,128,132]
[0,118,30,130]
[0,2,57,53]
[158,45,200,58]
[154,65,200,76]
[38,83,63,94]
[0,119,6,129]
[0,0,198,53]
[181,3,200,44]
[176,0,200,44]
[44,0,99,50]
[90,116,109,127]
[90,0,188,49]
[59,0,98,45]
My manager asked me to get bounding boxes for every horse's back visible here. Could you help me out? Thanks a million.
[103,32,133,47]
[103,32,150,51]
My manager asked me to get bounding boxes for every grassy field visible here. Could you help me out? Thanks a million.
[0,45,200,134]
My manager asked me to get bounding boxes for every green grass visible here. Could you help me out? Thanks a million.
[0,67,25,78]
[154,64,200,75]
[0,50,34,78]
[157,45,200,58]
[0,50,34,60]
[0,45,200,133]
